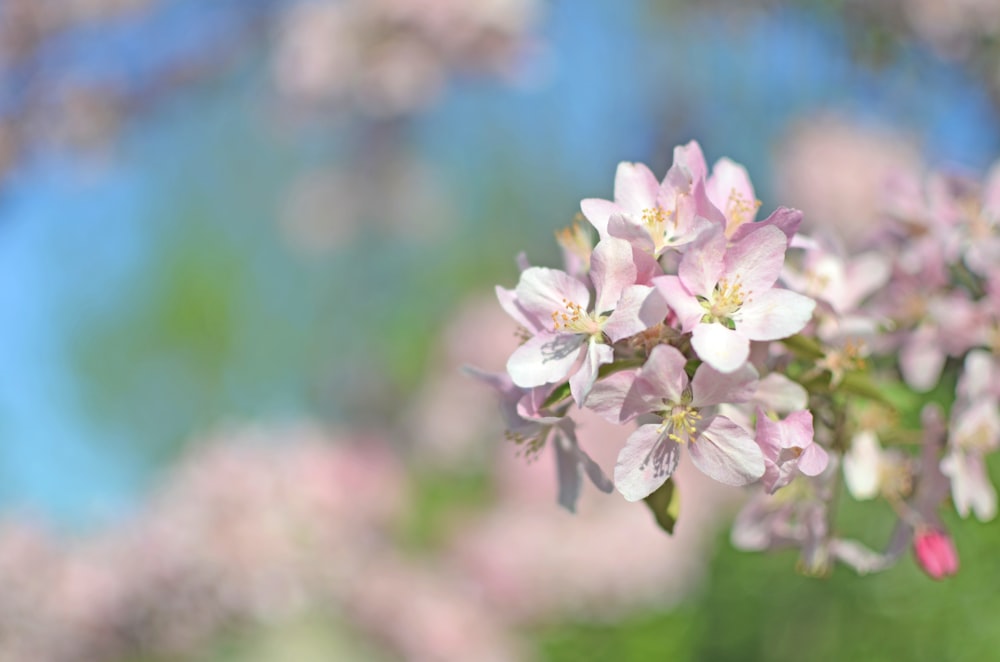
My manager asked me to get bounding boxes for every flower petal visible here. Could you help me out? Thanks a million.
[554,428,583,513]
[753,372,808,413]
[667,140,707,188]
[621,344,689,420]
[607,212,656,254]
[798,443,829,477]
[614,424,681,501]
[706,157,756,226]
[843,430,882,500]
[507,332,583,388]
[691,323,750,373]
[554,423,614,513]
[653,275,704,333]
[514,267,591,325]
[729,206,803,246]
[688,416,764,486]
[735,288,815,341]
[690,360,758,407]
[899,326,946,392]
[591,237,640,314]
[603,285,662,342]
[496,285,545,333]
[941,452,998,521]
[724,224,786,294]
[580,198,620,240]
[569,338,614,406]
[585,369,638,423]
[679,228,726,298]
[614,161,660,213]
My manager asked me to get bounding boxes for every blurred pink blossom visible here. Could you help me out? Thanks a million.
[0,424,415,661]
[900,0,1000,58]
[279,155,455,256]
[773,115,921,250]
[348,552,530,662]
[272,0,542,118]
[407,296,523,468]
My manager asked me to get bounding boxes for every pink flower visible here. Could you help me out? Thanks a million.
[896,293,987,392]
[772,114,920,249]
[579,144,715,257]
[941,350,1000,521]
[842,430,911,501]
[754,409,829,494]
[654,225,816,372]
[611,344,764,500]
[705,157,760,236]
[913,529,959,580]
[702,154,804,245]
[781,240,890,316]
[499,237,660,405]
[941,449,997,521]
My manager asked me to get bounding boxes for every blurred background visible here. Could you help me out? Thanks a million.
[2,0,1000,660]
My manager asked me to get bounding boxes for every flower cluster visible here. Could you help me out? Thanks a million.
[272,0,541,118]
[473,140,1000,578]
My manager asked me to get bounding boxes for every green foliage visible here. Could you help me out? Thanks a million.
[538,607,701,661]
[120,614,390,662]
[398,467,495,551]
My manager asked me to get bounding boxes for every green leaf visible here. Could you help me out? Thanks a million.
[643,478,680,535]
[839,371,897,409]
[780,334,825,360]
[541,381,573,409]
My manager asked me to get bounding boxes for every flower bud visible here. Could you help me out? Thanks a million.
[913,529,959,580]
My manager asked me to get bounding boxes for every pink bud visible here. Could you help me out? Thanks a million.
[913,529,959,580]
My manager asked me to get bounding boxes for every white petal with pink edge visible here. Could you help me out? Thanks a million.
[614,424,681,502]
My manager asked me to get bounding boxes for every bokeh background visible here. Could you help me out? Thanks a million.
[2,1,1000,660]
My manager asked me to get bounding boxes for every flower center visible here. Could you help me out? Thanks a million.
[551,298,603,336]
[804,266,833,298]
[641,206,671,228]
[641,206,678,250]
[959,417,999,454]
[555,221,593,271]
[659,404,701,444]
[819,339,868,377]
[878,461,913,500]
[724,189,761,235]
[702,277,746,324]
[959,197,994,240]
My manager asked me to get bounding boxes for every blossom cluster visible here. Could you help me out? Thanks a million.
[0,426,535,662]
[473,140,1000,578]
[272,0,541,118]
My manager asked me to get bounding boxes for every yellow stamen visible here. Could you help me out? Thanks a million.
[725,189,762,235]
[555,221,593,271]
[702,277,747,322]
[659,405,702,444]
[640,206,678,253]
[551,298,602,335]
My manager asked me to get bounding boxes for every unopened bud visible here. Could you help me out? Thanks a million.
[913,529,959,580]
